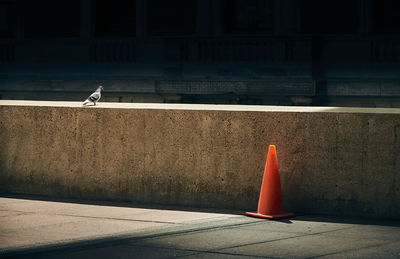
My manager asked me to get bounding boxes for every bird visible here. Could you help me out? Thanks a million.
[83,85,103,106]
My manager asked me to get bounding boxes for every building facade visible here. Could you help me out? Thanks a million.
[1,0,400,106]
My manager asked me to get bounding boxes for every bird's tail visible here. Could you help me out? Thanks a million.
[82,99,90,105]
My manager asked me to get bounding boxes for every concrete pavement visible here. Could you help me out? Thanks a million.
[1,196,400,258]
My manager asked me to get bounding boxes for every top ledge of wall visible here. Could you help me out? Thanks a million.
[1,100,400,114]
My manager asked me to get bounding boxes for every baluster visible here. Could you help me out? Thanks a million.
[121,42,126,62]
[370,40,376,62]
[234,40,239,61]
[215,40,220,61]
[226,41,232,62]
[98,43,104,62]
[0,45,3,62]
[116,42,121,62]
[205,40,210,62]
[104,43,109,62]
[119,42,124,62]
[6,45,9,62]
[11,44,15,62]
[131,42,135,62]
[263,41,268,61]
[211,40,216,62]
[197,41,202,62]
[238,41,243,61]
[100,43,104,62]
[391,41,396,63]
[113,41,117,62]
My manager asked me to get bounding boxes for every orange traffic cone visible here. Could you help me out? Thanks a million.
[246,145,295,219]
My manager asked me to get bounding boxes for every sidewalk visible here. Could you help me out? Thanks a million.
[1,196,399,258]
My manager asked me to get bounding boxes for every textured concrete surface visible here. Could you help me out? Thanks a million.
[1,101,400,219]
[1,197,400,259]
[0,196,238,255]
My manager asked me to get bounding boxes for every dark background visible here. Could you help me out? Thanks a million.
[1,0,400,107]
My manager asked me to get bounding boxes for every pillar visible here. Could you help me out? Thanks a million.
[80,0,93,39]
[15,0,24,40]
[211,0,224,35]
[274,0,282,34]
[196,0,211,35]
[279,0,299,34]
[358,0,373,34]
[136,0,147,39]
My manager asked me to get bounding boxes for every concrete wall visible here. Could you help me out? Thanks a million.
[1,101,399,219]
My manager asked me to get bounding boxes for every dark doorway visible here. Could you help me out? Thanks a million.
[147,0,196,36]
[95,0,136,37]
[373,0,400,34]
[300,0,359,34]
[23,0,81,38]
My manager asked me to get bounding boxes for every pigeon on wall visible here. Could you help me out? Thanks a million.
[83,85,103,106]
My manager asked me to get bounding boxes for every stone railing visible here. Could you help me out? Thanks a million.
[163,36,312,62]
[90,39,136,62]
[370,38,400,63]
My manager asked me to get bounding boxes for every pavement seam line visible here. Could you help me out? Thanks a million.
[130,219,351,244]
[44,213,186,225]
[0,208,186,224]
[124,220,267,243]
[204,226,355,254]
[304,240,400,259]
[168,249,280,259]
[0,208,233,225]
[131,244,271,259]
